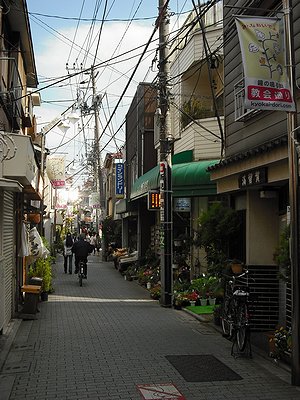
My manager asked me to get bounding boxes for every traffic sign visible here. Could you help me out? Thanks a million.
[136,383,186,399]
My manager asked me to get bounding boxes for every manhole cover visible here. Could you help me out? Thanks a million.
[165,354,242,382]
[2,361,31,374]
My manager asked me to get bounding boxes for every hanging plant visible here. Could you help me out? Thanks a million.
[181,96,212,129]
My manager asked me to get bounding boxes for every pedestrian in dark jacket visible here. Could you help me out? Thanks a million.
[72,234,94,277]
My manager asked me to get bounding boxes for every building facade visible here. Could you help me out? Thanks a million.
[209,0,300,332]
[0,0,40,333]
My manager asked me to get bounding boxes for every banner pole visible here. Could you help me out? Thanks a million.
[283,0,300,386]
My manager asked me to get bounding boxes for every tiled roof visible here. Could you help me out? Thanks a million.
[207,136,287,171]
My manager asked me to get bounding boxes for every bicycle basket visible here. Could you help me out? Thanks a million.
[231,263,243,274]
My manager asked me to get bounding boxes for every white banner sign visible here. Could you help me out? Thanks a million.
[46,155,66,188]
[235,16,295,112]
[90,192,100,209]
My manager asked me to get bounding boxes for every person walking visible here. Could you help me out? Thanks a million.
[63,232,74,274]
[90,233,97,254]
[95,233,101,254]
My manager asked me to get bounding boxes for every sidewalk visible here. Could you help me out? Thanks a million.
[0,254,299,400]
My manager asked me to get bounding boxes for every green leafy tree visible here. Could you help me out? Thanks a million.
[273,225,290,283]
[195,203,241,276]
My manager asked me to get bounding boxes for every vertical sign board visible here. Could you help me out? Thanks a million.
[159,160,172,307]
[235,16,295,112]
[115,162,124,199]
[46,155,66,188]
[160,161,166,247]
[147,190,160,210]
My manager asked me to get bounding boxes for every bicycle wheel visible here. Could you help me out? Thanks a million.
[221,299,234,339]
[236,302,249,351]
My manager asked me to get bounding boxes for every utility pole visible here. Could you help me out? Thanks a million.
[91,66,105,235]
[158,0,173,307]
[283,0,300,386]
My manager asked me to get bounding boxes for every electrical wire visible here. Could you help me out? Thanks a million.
[66,0,86,65]
[27,10,191,23]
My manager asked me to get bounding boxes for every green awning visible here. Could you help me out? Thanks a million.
[130,166,160,200]
[130,160,218,200]
[172,160,218,197]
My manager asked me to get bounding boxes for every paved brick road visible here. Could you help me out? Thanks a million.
[0,254,300,400]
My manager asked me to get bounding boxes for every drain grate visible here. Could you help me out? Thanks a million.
[2,361,31,374]
[12,344,35,351]
[166,354,243,382]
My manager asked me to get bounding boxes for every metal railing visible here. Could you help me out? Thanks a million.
[234,78,261,122]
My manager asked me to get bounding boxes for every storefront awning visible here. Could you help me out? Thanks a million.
[130,166,160,200]
[172,160,218,197]
[130,160,218,200]
[0,178,23,192]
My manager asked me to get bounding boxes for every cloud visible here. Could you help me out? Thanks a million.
[34,20,158,156]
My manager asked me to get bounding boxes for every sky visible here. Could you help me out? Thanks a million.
[26,0,193,185]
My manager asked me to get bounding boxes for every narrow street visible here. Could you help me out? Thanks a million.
[0,254,299,400]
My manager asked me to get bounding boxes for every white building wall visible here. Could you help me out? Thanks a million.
[174,118,223,160]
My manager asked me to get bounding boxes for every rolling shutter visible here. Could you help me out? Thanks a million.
[2,191,15,329]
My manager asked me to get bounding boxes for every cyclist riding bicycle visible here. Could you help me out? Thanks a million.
[72,234,94,278]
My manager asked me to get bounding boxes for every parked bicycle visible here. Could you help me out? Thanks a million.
[221,268,251,352]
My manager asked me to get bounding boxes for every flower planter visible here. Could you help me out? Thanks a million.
[174,303,182,310]
[200,298,207,306]
[190,301,196,307]
[146,282,151,290]
[208,297,216,306]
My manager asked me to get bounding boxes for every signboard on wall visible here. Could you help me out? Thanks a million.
[174,197,191,212]
[148,190,160,210]
[238,167,268,188]
[115,163,124,198]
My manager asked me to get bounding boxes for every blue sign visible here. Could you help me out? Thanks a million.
[115,163,124,198]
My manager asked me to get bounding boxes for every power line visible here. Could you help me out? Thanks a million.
[27,10,191,22]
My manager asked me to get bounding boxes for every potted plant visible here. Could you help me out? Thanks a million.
[269,326,292,363]
[189,276,206,305]
[206,276,219,305]
[28,257,53,300]
[186,291,199,306]
[173,292,190,309]
[150,285,161,300]
[181,96,212,128]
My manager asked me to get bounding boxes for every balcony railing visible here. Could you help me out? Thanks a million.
[234,78,261,121]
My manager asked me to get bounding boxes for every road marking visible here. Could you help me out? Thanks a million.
[136,383,186,399]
